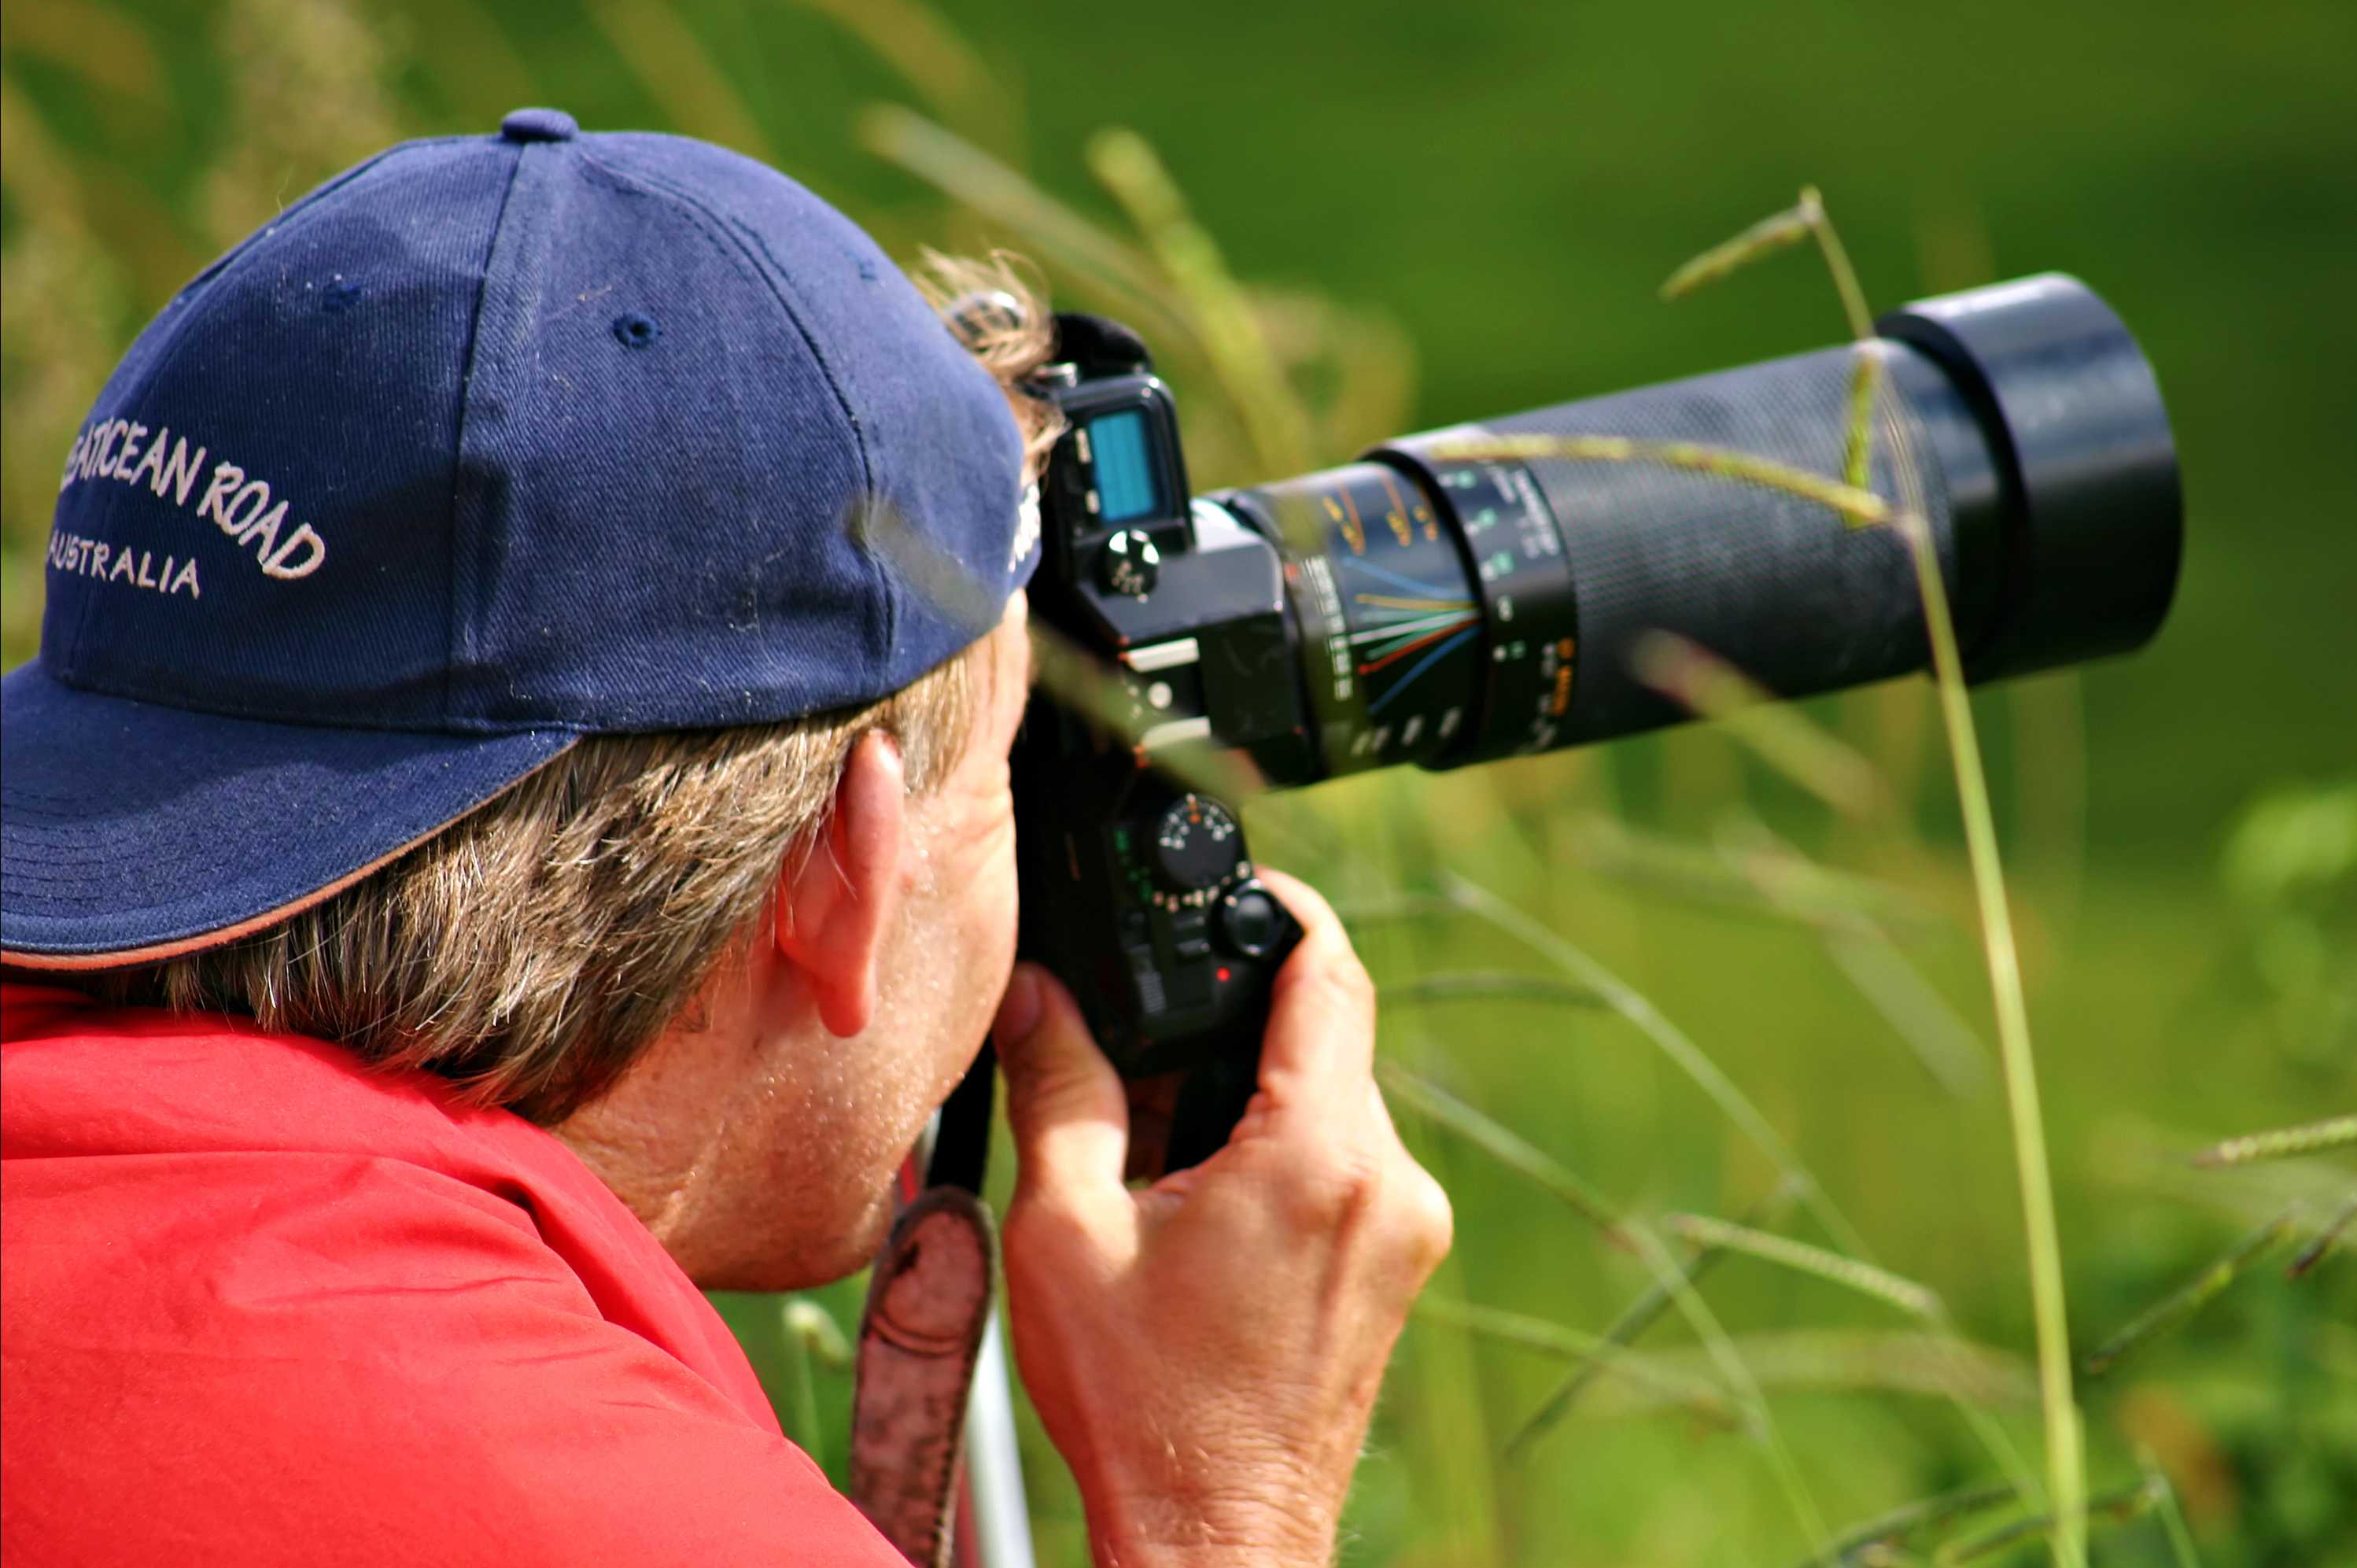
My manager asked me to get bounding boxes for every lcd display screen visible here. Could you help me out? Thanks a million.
[1088,409,1164,522]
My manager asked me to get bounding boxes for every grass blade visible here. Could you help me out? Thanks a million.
[1659,186,1878,476]
[2138,1454,2204,1568]
[1800,186,1876,341]
[1894,493,2086,1564]
[1934,1477,2163,1565]
[1666,1213,1944,1319]
[1380,971,1606,1009]
[1378,1061,1628,1245]
[2082,1210,2298,1377]
[1798,1481,2017,1568]
[1506,1182,1798,1459]
[1333,891,1467,928]
[1806,186,1882,532]
[784,0,1015,150]
[1823,926,1992,1101]
[1433,877,2045,1531]
[3,0,168,101]
[1425,432,1891,528]
[2088,1118,2349,1226]
[1411,1297,1743,1430]
[1569,814,1933,933]
[2288,1189,2357,1278]
[1842,344,1883,492]
[588,0,778,162]
[1389,962,1835,1548]
[1085,127,1316,479]
[856,105,1193,346]
[2189,1113,2357,1168]
[784,1297,853,1368]
[1629,631,1891,821]
[1620,1223,1837,1559]
[1780,187,2082,1562]
[1660,199,1815,301]
[427,0,544,115]
[1438,872,1873,1260]
[1590,1330,2035,1417]
[776,1296,850,1467]
[1703,814,1989,1100]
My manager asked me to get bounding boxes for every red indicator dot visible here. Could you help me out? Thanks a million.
[1215,967,1232,983]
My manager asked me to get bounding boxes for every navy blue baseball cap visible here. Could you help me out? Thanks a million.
[2,108,1036,967]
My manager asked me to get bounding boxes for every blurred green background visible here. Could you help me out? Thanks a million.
[5,1,2352,1563]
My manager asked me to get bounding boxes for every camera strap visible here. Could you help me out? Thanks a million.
[925,1042,996,1197]
[847,1185,999,1567]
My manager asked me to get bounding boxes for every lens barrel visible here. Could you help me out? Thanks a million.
[1877,276,2183,684]
[1213,274,2181,780]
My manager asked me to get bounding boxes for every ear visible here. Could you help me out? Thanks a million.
[776,731,906,1038]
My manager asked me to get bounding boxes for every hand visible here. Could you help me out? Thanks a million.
[991,869,1452,1566]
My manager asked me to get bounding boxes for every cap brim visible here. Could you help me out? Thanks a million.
[2,664,577,967]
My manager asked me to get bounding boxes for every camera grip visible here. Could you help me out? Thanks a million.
[1010,687,1302,1175]
[1159,891,1300,1172]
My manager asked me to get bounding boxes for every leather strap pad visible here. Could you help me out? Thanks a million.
[848,1186,999,1566]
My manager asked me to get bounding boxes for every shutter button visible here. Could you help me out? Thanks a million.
[500,108,579,143]
[1218,885,1287,959]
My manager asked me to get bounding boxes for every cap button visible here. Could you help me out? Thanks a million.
[500,107,579,144]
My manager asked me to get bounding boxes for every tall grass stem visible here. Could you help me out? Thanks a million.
[1666,1212,1943,1319]
[1411,1297,1743,1428]
[1800,1480,2016,1568]
[1901,504,2086,1566]
[1440,873,1873,1260]
[2081,1211,2296,1375]
[1506,1182,1798,1457]
[2288,1190,2357,1278]
[1934,1478,2160,1565]
[1378,1061,1629,1245]
[1084,127,1315,479]
[2189,1113,2357,1168]
[858,105,1193,346]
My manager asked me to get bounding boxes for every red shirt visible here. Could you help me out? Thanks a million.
[0,983,902,1566]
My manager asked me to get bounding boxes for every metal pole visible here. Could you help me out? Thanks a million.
[962,1308,1036,1568]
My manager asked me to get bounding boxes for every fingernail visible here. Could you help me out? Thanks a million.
[993,964,1041,1046]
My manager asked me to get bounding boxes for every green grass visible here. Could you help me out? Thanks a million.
[6,2,2355,1562]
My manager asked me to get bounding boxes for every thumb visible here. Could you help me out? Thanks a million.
[994,963,1131,1201]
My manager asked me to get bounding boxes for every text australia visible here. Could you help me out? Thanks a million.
[51,415,332,599]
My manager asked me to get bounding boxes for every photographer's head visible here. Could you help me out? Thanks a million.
[542,588,1038,1289]
[1,109,1060,1287]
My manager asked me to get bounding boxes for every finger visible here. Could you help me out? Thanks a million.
[1251,869,1380,1119]
[995,963,1132,1200]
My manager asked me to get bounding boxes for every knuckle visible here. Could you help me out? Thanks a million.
[1274,1143,1385,1236]
[1393,1164,1455,1275]
[1271,1142,1451,1281]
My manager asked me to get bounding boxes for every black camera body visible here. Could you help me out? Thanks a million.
[1008,315,1308,1169]
[991,277,2179,1178]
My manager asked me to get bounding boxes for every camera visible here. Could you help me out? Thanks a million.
[984,275,2179,1175]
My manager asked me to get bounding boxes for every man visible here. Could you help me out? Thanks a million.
[0,109,1451,1564]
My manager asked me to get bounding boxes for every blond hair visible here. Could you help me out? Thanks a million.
[88,253,1062,1123]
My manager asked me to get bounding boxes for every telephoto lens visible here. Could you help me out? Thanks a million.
[1211,273,2182,783]
[997,272,2181,1171]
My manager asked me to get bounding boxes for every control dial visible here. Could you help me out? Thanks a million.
[1153,794,1242,891]
[1098,529,1161,598]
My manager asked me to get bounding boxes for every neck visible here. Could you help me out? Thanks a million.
[549,951,795,1281]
